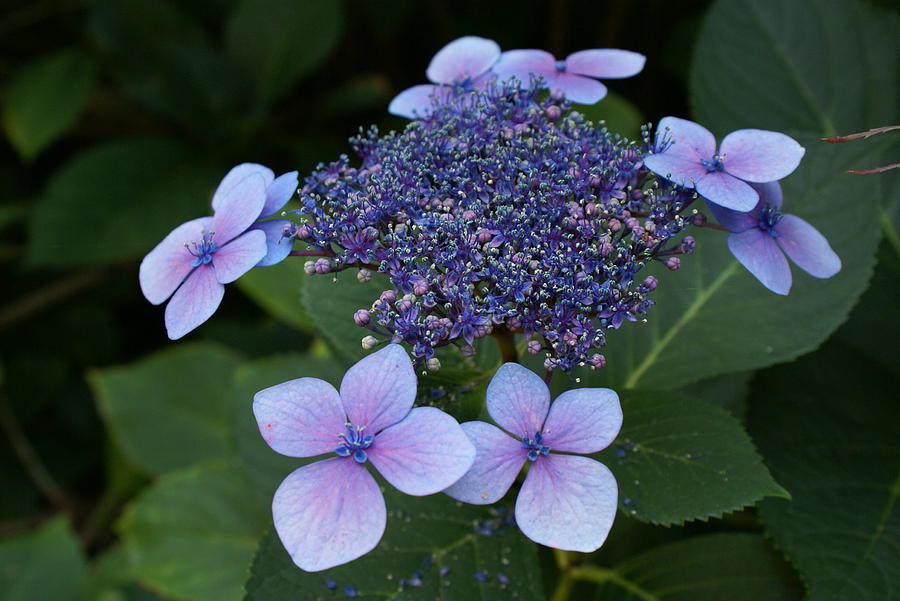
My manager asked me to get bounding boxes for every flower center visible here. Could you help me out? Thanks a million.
[458,76,475,92]
[522,431,551,461]
[700,155,725,173]
[758,204,783,237]
[335,424,374,463]
[185,230,218,267]
[555,60,567,73]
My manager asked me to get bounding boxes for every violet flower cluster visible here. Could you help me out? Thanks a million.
[292,81,699,370]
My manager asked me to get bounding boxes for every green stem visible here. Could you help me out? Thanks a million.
[494,329,519,363]
[572,566,658,601]
[0,391,73,513]
[550,569,576,601]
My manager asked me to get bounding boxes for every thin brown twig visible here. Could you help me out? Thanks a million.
[821,125,900,143]
[0,268,107,332]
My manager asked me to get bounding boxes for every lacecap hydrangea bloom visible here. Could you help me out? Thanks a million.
[253,344,475,571]
[707,181,841,294]
[444,363,622,551]
[139,163,298,339]
[290,79,701,371]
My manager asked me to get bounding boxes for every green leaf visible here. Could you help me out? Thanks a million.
[679,370,753,419]
[118,463,268,601]
[90,0,236,133]
[225,0,343,107]
[575,91,645,140]
[690,0,898,136]
[88,544,167,601]
[596,390,787,526]
[90,343,243,475]
[749,342,899,601]
[582,133,883,390]
[27,138,221,267]
[245,490,543,601]
[237,260,315,333]
[0,517,87,601]
[592,533,802,601]
[301,271,389,364]
[2,49,96,160]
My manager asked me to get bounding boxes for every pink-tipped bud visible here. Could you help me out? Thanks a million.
[354,309,370,326]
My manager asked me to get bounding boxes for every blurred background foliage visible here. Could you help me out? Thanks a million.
[0,1,897,600]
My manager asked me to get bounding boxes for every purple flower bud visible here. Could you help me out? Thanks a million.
[354,309,370,326]
[543,356,558,370]
[564,332,579,346]
[608,218,621,232]
[411,276,429,295]
[681,236,696,253]
[527,340,541,354]
[462,209,477,220]
[460,345,476,357]
[665,257,681,270]
[589,353,606,369]
[396,298,412,312]
[624,217,640,230]
[379,290,396,304]
[691,212,707,226]
[295,224,311,240]
[599,242,614,257]
[477,228,493,244]
[314,258,331,274]
[544,105,562,120]
[643,275,658,290]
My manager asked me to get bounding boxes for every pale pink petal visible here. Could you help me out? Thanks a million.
[643,152,709,188]
[212,229,267,284]
[212,164,274,211]
[139,217,211,305]
[250,220,293,267]
[486,363,550,439]
[492,49,557,86]
[775,215,841,278]
[719,129,805,182]
[163,264,224,339]
[696,172,759,211]
[339,344,416,433]
[367,407,475,496]
[272,458,386,572]
[728,228,792,295]
[516,454,618,552]
[443,421,526,505]
[551,72,607,104]
[565,49,645,78]
[211,172,267,244]
[260,171,299,218]
[426,36,501,84]
[654,116,717,163]
[253,378,347,458]
[541,388,622,454]
[388,85,445,119]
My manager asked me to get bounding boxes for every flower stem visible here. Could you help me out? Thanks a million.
[544,368,555,387]
[0,390,73,514]
[289,249,331,257]
[493,329,519,363]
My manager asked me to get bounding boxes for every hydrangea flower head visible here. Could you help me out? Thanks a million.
[388,36,501,118]
[492,48,645,104]
[643,116,805,211]
[707,181,841,295]
[293,82,700,370]
[253,344,476,571]
[444,363,622,551]
[139,164,298,339]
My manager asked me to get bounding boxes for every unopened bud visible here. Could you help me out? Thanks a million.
[354,309,370,326]
[357,268,372,283]
[303,260,316,274]
[361,335,378,350]
[425,357,441,372]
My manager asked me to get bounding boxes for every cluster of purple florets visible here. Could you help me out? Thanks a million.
[289,81,698,370]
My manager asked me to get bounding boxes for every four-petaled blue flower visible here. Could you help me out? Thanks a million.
[139,163,298,339]
[707,181,841,295]
[444,363,622,552]
[253,344,475,571]
[492,48,645,104]
[643,116,805,212]
[389,36,501,119]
